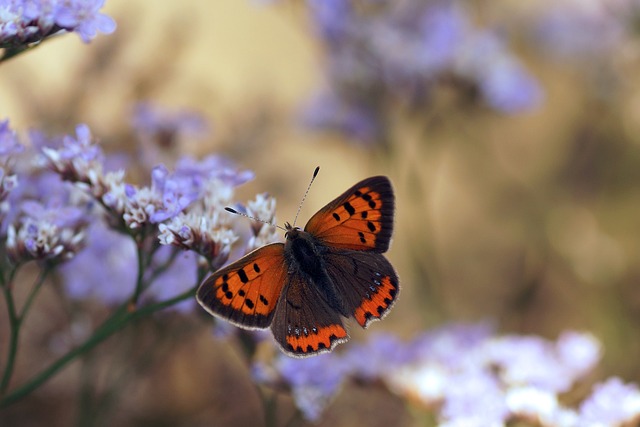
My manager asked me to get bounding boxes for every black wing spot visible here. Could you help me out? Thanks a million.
[333,212,341,221]
[238,268,249,283]
[368,200,376,209]
[354,190,362,197]
[221,282,229,292]
[259,294,269,306]
[238,289,246,297]
[245,298,255,309]
[358,231,366,243]
[361,211,368,219]
[253,263,261,273]
[343,201,356,215]
[367,221,376,232]
[225,291,233,299]
[222,273,229,281]
[361,193,372,202]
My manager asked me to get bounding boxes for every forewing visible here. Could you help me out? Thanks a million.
[324,249,399,328]
[271,273,349,357]
[304,176,394,252]
[196,243,287,329]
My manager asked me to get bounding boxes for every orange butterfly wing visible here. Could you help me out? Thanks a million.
[304,176,394,252]
[196,243,287,329]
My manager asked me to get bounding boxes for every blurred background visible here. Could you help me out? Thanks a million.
[1,0,640,425]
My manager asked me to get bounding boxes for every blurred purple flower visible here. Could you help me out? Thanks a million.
[342,333,415,381]
[307,0,353,45]
[294,0,543,144]
[60,220,137,304]
[0,119,23,226]
[132,103,211,168]
[439,371,508,426]
[0,0,115,47]
[274,353,348,421]
[54,0,116,43]
[132,103,209,141]
[532,1,626,60]
[300,90,381,144]
[579,377,640,426]
[455,32,543,113]
[251,322,639,424]
[0,119,24,157]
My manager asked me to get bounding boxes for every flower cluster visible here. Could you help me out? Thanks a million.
[0,119,22,225]
[20,120,257,307]
[297,0,542,144]
[253,323,640,426]
[530,0,633,61]
[0,0,116,51]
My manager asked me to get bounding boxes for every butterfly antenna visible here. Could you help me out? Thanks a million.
[293,166,320,227]
[224,207,287,232]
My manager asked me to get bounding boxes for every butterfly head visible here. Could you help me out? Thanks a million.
[284,222,302,240]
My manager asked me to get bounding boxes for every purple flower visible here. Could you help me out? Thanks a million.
[147,164,200,223]
[295,0,544,145]
[439,371,508,426]
[579,377,640,426]
[1,0,115,47]
[342,333,414,381]
[54,0,116,43]
[132,102,209,142]
[274,354,347,421]
[60,220,137,304]
[300,90,381,144]
[6,200,89,263]
[39,124,107,191]
[455,32,543,113]
[532,1,625,60]
[174,155,254,188]
[0,119,24,157]
[485,334,577,393]
[306,0,353,45]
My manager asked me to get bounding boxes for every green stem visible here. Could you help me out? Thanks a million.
[0,284,197,408]
[19,268,48,319]
[131,241,146,305]
[0,285,20,394]
[0,266,49,394]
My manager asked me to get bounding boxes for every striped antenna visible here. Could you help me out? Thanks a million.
[293,166,320,227]
[224,207,287,232]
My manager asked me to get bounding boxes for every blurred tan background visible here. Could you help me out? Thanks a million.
[2,1,640,426]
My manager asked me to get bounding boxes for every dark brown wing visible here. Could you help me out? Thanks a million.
[271,273,349,357]
[323,249,399,328]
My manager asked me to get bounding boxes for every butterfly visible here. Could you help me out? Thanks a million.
[196,171,399,357]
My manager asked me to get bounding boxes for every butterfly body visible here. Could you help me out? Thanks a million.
[197,176,399,357]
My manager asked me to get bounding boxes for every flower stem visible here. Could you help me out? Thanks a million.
[0,284,20,394]
[0,284,197,408]
[0,264,36,394]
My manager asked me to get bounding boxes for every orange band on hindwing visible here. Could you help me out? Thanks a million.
[354,275,398,328]
[285,324,348,356]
